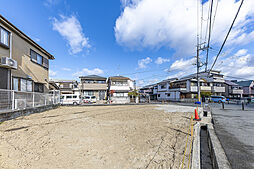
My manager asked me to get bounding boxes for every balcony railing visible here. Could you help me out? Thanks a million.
[212,86,225,93]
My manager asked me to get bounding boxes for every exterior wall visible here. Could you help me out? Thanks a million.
[0,20,51,92]
[81,83,107,90]
[108,78,133,104]
[157,91,180,101]
[11,32,49,91]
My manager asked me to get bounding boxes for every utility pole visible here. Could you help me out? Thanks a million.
[196,44,201,102]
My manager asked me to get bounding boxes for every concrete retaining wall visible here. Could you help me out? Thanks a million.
[0,104,59,122]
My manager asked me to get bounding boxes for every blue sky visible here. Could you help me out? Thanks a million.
[1,0,254,86]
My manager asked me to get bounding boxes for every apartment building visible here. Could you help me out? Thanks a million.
[50,79,79,95]
[0,15,54,92]
[224,80,243,98]
[79,75,107,101]
[236,80,254,98]
[108,76,134,104]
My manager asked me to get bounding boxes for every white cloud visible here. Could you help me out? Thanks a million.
[138,57,152,68]
[49,70,57,77]
[73,68,104,77]
[115,0,254,56]
[62,67,71,71]
[155,57,170,64]
[169,58,195,71]
[52,15,90,54]
[235,49,248,56]
[214,49,254,79]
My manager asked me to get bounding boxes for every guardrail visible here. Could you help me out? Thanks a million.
[0,89,60,113]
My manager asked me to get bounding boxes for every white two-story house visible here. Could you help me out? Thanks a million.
[107,76,134,104]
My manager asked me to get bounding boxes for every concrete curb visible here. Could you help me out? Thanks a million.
[192,122,201,169]
[191,104,231,169]
[207,124,232,169]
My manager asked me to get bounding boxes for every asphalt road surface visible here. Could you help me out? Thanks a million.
[210,103,254,169]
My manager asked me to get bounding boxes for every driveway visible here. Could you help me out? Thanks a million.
[210,103,254,169]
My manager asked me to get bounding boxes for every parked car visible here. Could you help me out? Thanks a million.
[83,96,97,103]
[251,98,254,103]
[60,94,81,105]
[210,95,226,103]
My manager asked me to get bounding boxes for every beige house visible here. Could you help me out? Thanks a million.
[0,15,54,92]
[79,75,107,100]
[50,79,79,95]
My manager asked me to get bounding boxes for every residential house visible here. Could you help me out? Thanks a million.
[108,76,134,104]
[139,84,157,100]
[236,80,254,98]
[155,70,225,101]
[156,78,180,101]
[50,79,79,95]
[0,15,54,92]
[79,75,107,102]
[223,80,243,98]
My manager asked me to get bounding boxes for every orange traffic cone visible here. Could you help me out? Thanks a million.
[194,108,201,121]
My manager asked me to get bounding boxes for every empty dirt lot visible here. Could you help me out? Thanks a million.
[0,104,194,169]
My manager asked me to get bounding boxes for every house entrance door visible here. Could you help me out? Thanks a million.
[99,91,105,100]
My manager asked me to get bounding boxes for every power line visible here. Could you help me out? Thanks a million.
[204,0,211,44]
[205,0,214,71]
[211,0,219,30]
[200,0,204,43]
[209,0,244,73]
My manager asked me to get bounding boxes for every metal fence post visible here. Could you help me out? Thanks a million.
[32,92,35,107]
[53,91,55,105]
[12,90,15,110]
[45,95,47,106]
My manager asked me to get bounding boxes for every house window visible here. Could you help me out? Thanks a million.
[30,49,48,69]
[34,83,44,93]
[13,78,19,91]
[37,54,43,65]
[115,93,124,97]
[12,77,33,92]
[84,91,94,96]
[158,94,160,97]
[27,81,32,92]
[167,93,171,97]
[0,27,9,47]
[20,79,27,91]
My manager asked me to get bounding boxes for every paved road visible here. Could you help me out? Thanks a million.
[210,103,254,169]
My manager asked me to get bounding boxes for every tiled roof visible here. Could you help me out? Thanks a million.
[236,80,253,87]
[79,75,106,80]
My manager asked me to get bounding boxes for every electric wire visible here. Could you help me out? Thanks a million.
[211,0,219,30]
[209,0,244,73]
[205,0,214,72]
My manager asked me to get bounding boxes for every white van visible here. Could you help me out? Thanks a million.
[60,94,81,105]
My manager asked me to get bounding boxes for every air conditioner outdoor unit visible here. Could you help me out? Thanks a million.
[15,99,26,110]
[0,57,17,69]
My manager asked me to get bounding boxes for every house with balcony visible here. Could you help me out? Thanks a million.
[156,78,180,101]
[79,75,107,102]
[223,80,243,99]
[236,80,254,98]
[155,70,225,101]
[0,15,54,92]
[107,76,134,104]
[139,84,157,102]
[50,79,79,95]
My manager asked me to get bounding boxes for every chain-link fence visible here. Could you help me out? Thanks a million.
[0,89,60,113]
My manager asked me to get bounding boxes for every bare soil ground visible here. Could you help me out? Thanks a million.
[0,104,194,169]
